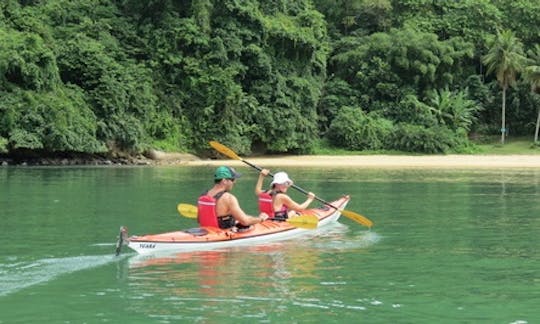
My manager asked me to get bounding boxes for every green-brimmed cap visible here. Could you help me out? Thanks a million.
[214,166,241,180]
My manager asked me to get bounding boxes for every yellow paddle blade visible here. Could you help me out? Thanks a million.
[287,214,318,230]
[209,141,241,160]
[177,203,197,218]
[341,209,373,228]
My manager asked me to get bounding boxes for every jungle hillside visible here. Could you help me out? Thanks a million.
[1,0,540,160]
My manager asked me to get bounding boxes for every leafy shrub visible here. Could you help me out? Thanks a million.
[1,87,105,153]
[0,28,59,91]
[390,123,466,153]
[327,106,393,150]
[385,94,437,126]
[317,79,360,135]
[425,88,481,131]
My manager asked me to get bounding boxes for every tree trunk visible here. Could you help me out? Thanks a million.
[535,107,540,143]
[501,87,507,144]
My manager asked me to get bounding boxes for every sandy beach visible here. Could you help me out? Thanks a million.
[155,152,540,169]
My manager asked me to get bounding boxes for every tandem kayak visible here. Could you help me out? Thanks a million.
[121,195,350,255]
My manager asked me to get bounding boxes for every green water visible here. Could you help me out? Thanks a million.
[1,166,539,323]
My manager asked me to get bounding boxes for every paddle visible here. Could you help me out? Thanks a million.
[209,140,373,228]
[177,203,197,218]
[177,203,318,230]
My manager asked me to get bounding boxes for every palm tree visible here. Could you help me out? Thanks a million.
[426,88,480,132]
[524,45,540,144]
[482,30,527,144]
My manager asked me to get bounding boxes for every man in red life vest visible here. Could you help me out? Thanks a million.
[198,166,269,229]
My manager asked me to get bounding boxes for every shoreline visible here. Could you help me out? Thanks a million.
[1,151,539,168]
[174,154,540,169]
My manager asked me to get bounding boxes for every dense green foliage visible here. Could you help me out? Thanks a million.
[1,0,539,156]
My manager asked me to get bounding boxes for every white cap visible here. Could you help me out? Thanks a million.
[271,172,293,186]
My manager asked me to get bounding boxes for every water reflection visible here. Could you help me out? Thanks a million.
[125,245,318,321]
[123,224,379,321]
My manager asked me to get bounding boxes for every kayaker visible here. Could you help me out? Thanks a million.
[255,169,316,221]
[198,166,269,229]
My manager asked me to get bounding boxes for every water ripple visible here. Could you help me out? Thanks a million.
[0,255,122,297]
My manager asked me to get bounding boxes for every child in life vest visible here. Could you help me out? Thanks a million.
[255,169,315,221]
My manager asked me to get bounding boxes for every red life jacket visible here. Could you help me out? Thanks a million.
[258,192,274,217]
[198,191,236,228]
[197,191,227,228]
[258,190,288,219]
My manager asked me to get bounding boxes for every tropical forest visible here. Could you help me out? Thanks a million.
[1,0,540,160]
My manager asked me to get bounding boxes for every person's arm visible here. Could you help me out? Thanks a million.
[279,192,315,211]
[227,193,269,226]
[254,169,270,195]
[300,192,316,209]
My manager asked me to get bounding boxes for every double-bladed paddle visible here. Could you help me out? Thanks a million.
[209,141,373,228]
[177,203,318,230]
